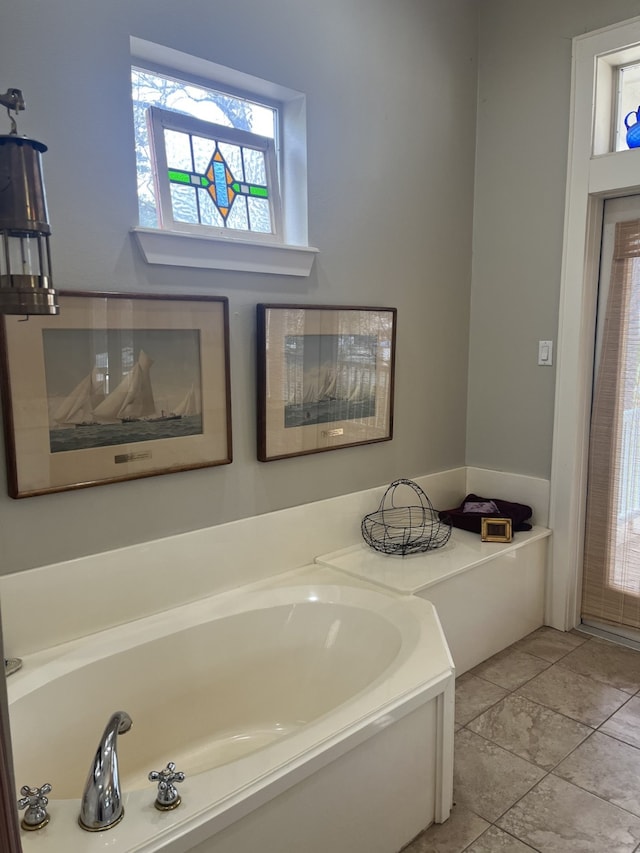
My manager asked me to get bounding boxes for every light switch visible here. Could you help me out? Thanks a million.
[538,340,553,366]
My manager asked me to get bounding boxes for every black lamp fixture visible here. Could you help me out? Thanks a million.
[0,88,58,316]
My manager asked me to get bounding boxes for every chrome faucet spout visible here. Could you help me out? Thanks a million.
[78,711,132,832]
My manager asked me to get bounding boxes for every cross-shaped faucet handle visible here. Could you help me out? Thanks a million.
[148,762,185,810]
[17,783,52,830]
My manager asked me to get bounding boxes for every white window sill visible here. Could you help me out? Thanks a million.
[131,227,318,277]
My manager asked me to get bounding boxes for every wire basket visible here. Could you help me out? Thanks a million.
[361,478,452,556]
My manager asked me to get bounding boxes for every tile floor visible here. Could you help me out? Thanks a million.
[403,626,640,852]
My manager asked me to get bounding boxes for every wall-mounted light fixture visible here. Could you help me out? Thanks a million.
[0,88,58,316]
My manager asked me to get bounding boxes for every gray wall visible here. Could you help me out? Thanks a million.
[467,0,640,479]
[0,0,477,573]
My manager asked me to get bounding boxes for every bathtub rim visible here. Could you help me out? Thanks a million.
[8,571,447,703]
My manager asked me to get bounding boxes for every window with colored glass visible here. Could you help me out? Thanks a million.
[131,67,280,239]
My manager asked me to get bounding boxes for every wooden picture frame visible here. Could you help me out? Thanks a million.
[0,291,232,498]
[257,304,396,462]
[481,517,513,543]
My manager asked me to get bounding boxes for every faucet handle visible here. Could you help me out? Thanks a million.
[18,783,52,830]
[5,657,22,676]
[148,762,185,810]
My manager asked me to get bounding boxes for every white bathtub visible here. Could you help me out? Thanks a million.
[8,569,454,853]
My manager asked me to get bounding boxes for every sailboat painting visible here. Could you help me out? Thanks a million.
[283,334,378,428]
[257,304,395,462]
[1,292,230,497]
[43,328,203,453]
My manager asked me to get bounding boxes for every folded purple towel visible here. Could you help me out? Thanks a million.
[439,494,533,534]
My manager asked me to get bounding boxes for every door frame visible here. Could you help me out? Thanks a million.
[549,14,640,629]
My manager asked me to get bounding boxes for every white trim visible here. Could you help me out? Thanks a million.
[434,681,455,823]
[130,36,300,106]
[549,14,640,630]
[131,227,318,276]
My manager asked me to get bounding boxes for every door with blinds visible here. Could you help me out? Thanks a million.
[582,196,640,638]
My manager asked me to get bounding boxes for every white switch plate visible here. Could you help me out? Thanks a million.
[538,340,553,366]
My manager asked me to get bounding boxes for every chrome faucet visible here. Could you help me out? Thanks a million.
[78,711,132,832]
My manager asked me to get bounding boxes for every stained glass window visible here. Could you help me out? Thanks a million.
[147,107,281,240]
[165,133,271,232]
[131,67,279,235]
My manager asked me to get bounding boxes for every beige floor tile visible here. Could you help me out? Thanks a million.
[497,774,640,852]
[553,730,640,817]
[470,648,550,691]
[559,637,640,694]
[512,626,587,663]
[455,673,509,726]
[600,695,640,748]
[465,825,537,852]
[453,730,545,823]
[402,804,489,852]
[467,694,592,770]
[517,663,629,727]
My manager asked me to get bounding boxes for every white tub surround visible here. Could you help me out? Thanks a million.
[317,527,551,675]
[0,466,549,661]
[0,468,467,658]
[8,567,454,853]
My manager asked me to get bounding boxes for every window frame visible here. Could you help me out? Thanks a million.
[129,37,317,277]
[613,61,640,151]
[147,106,283,243]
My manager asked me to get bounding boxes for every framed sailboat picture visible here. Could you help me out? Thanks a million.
[257,304,396,462]
[0,291,232,497]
